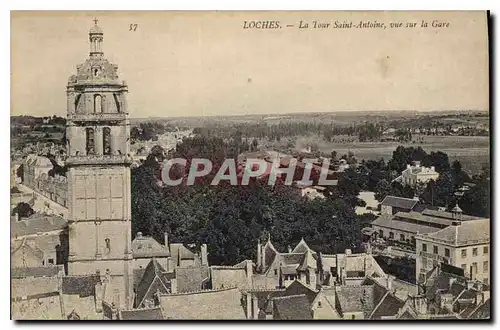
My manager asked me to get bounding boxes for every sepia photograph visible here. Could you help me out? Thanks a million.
[10,10,490,320]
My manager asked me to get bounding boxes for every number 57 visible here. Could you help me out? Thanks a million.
[129,24,138,31]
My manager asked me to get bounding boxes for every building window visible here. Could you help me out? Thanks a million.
[379,230,383,238]
[473,248,478,256]
[472,262,478,274]
[94,94,103,113]
[483,278,489,285]
[400,234,405,241]
[433,246,438,254]
[48,258,54,265]
[445,248,450,257]
[274,269,277,276]
[389,232,394,240]
[86,128,95,155]
[461,249,467,258]
[483,246,489,255]
[351,315,355,320]
[422,244,427,252]
[103,127,112,155]
[317,301,322,308]
[105,238,111,254]
[483,261,488,272]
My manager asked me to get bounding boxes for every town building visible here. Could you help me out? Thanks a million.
[395,162,439,186]
[415,211,490,285]
[380,195,420,215]
[371,199,487,245]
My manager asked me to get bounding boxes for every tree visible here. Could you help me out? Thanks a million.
[459,180,490,218]
[12,202,34,219]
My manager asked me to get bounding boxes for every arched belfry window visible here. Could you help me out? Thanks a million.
[113,94,121,113]
[86,128,95,155]
[103,127,112,155]
[94,94,103,113]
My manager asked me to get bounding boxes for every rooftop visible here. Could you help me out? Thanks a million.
[381,196,419,210]
[12,214,67,238]
[422,219,490,246]
[371,214,441,235]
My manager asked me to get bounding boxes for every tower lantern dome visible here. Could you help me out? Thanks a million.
[89,18,104,57]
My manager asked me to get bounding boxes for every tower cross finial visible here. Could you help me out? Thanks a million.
[93,18,98,25]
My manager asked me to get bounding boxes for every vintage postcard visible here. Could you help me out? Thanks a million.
[10,11,490,320]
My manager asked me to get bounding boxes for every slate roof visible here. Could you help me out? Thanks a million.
[381,196,419,210]
[120,307,164,320]
[468,299,490,319]
[11,239,45,263]
[283,280,318,304]
[371,214,441,235]
[336,285,374,314]
[425,219,490,246]
[12,214,67,238]
[369,292,405,319]
[273,294,313,320]
[159,287,246,319]
[175,266,209,293]
[422,208,484,221]
[62,275,100,298]
[170,243,197,266]
[135,259,171,308]
[132,235,170,258]
[12,265,63,279]
[292,238,315,254]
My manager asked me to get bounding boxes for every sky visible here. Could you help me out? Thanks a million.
[11,11,489,118]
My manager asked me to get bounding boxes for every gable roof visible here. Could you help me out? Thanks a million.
[12,265,63,279]
[135,259,171,308]
[11,214,67,238]
[11,239,45,264]
[381,196,419,210]
[62,274,100,298]
[132,235,170,258]
[273,294,313,320]
[283,280,318,303]
[292,238,315,254]
[369,291,405,319]
[175,266,208,293]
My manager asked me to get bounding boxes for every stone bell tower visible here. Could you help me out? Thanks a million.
[65,19,134,308]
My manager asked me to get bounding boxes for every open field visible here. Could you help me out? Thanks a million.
[296,135,490,174]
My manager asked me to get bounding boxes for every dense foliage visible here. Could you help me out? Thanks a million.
[131,137,364,265]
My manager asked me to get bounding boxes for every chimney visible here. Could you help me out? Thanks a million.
[245,260,253,289]
[171,278,177,293]
[136,232,143,239]
[201,244,208,266]
[407,164,411,169]
[449,278,456,289]
[261,243,266,270]
[386,275,394,291]
[467,280,474,290]
[167,257,173,272]
[257,239,261,270]
[345,249,352,255]
[431,166,435,171]
[164,232,169,248]
[287,245,292,253]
